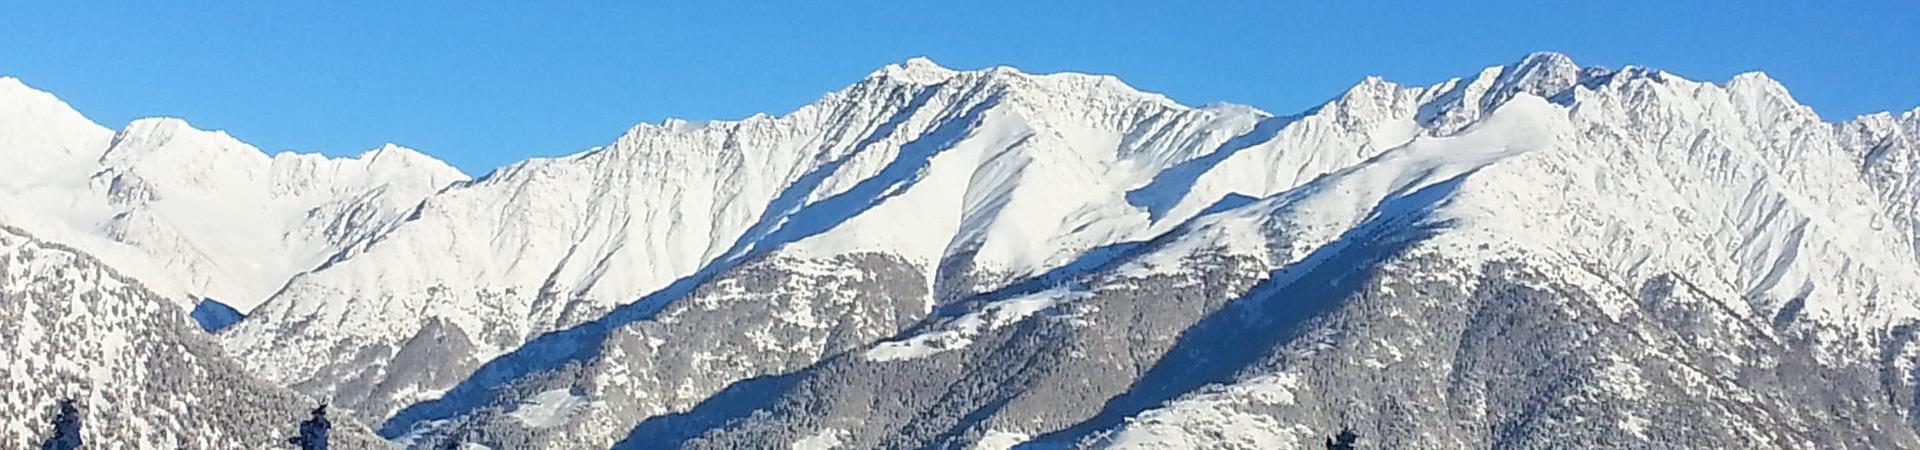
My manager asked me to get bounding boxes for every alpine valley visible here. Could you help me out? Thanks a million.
[4,53,1920,449]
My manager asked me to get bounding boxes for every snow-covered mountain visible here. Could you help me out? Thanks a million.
[651,65,1920,449]
[0,225,389,449]
[0,76,468,313]
[226,57,1320,429]
[4,52,1920,449]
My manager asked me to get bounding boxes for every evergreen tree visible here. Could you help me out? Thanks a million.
[39,399,82,450]
[286,404,331,450]
[1326,427,1358,450]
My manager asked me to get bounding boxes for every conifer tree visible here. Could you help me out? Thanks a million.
[39,399,82,450]
[286,404,332,450]
[1326,427,1358,450]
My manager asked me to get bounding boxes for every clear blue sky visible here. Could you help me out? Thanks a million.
[4,1,1917,174]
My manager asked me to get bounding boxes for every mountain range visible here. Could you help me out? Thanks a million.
[3,52,1919,449]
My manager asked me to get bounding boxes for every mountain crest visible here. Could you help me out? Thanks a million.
[8,55,1920,450]
[107,116,257,154]
[871,56,958,85]
[0,76,96,126]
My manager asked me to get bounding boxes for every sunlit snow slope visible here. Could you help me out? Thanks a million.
[0,76,467,312]
[5,52,1920,449]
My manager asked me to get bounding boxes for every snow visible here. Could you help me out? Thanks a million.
[1077,52,1920,447]
[0,79,467,312]
[1094,374,1315,449]
[223,57,1280,390]
[865,287,1085,362]
[82,119,465,310]
[0,225,347,447]
[215,54,1920,446]
[8,53,1920,448]
[791,428,847,450]
[968,430,1032,450]
[506,389,590,429]
[873,57,958,85]
[0,77,111,186]
[389,419,455,448]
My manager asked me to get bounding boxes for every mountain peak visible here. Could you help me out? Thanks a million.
[0,75,107,133]
[122,116,199,134]
[1726,70,1792,99]
[1485,51,1583,105]
[8,53,1912,450]
[119,116,243,141]
[870,56,958,85]
[0,75,49,100]
[0,75,32,94]
[0,75,112,168]
[106,117,255,161]
[1335,76,1402,101]
[352,142,469,180]
[1514,51,1576,69]
[361,142,427,161]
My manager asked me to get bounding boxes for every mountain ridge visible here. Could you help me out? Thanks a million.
[4,53,1920,449]
[0,81,469,311]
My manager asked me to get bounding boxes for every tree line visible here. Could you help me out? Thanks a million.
[35,399,333,450]
[36,397,1362,449]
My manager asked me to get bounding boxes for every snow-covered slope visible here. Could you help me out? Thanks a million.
[207,52,1920,449]
[8,52,1920,449]
[224,57,1294,427]
[0,76,468,311]
[89,121,469,309]
[632,56,1920,450]
[1842,106,1920,263]
[0,225,389,449]
[0,78,111,186]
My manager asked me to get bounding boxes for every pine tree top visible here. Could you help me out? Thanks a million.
[1326,427,1359,450]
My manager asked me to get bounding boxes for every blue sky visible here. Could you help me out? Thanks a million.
[4,1,1916,174]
